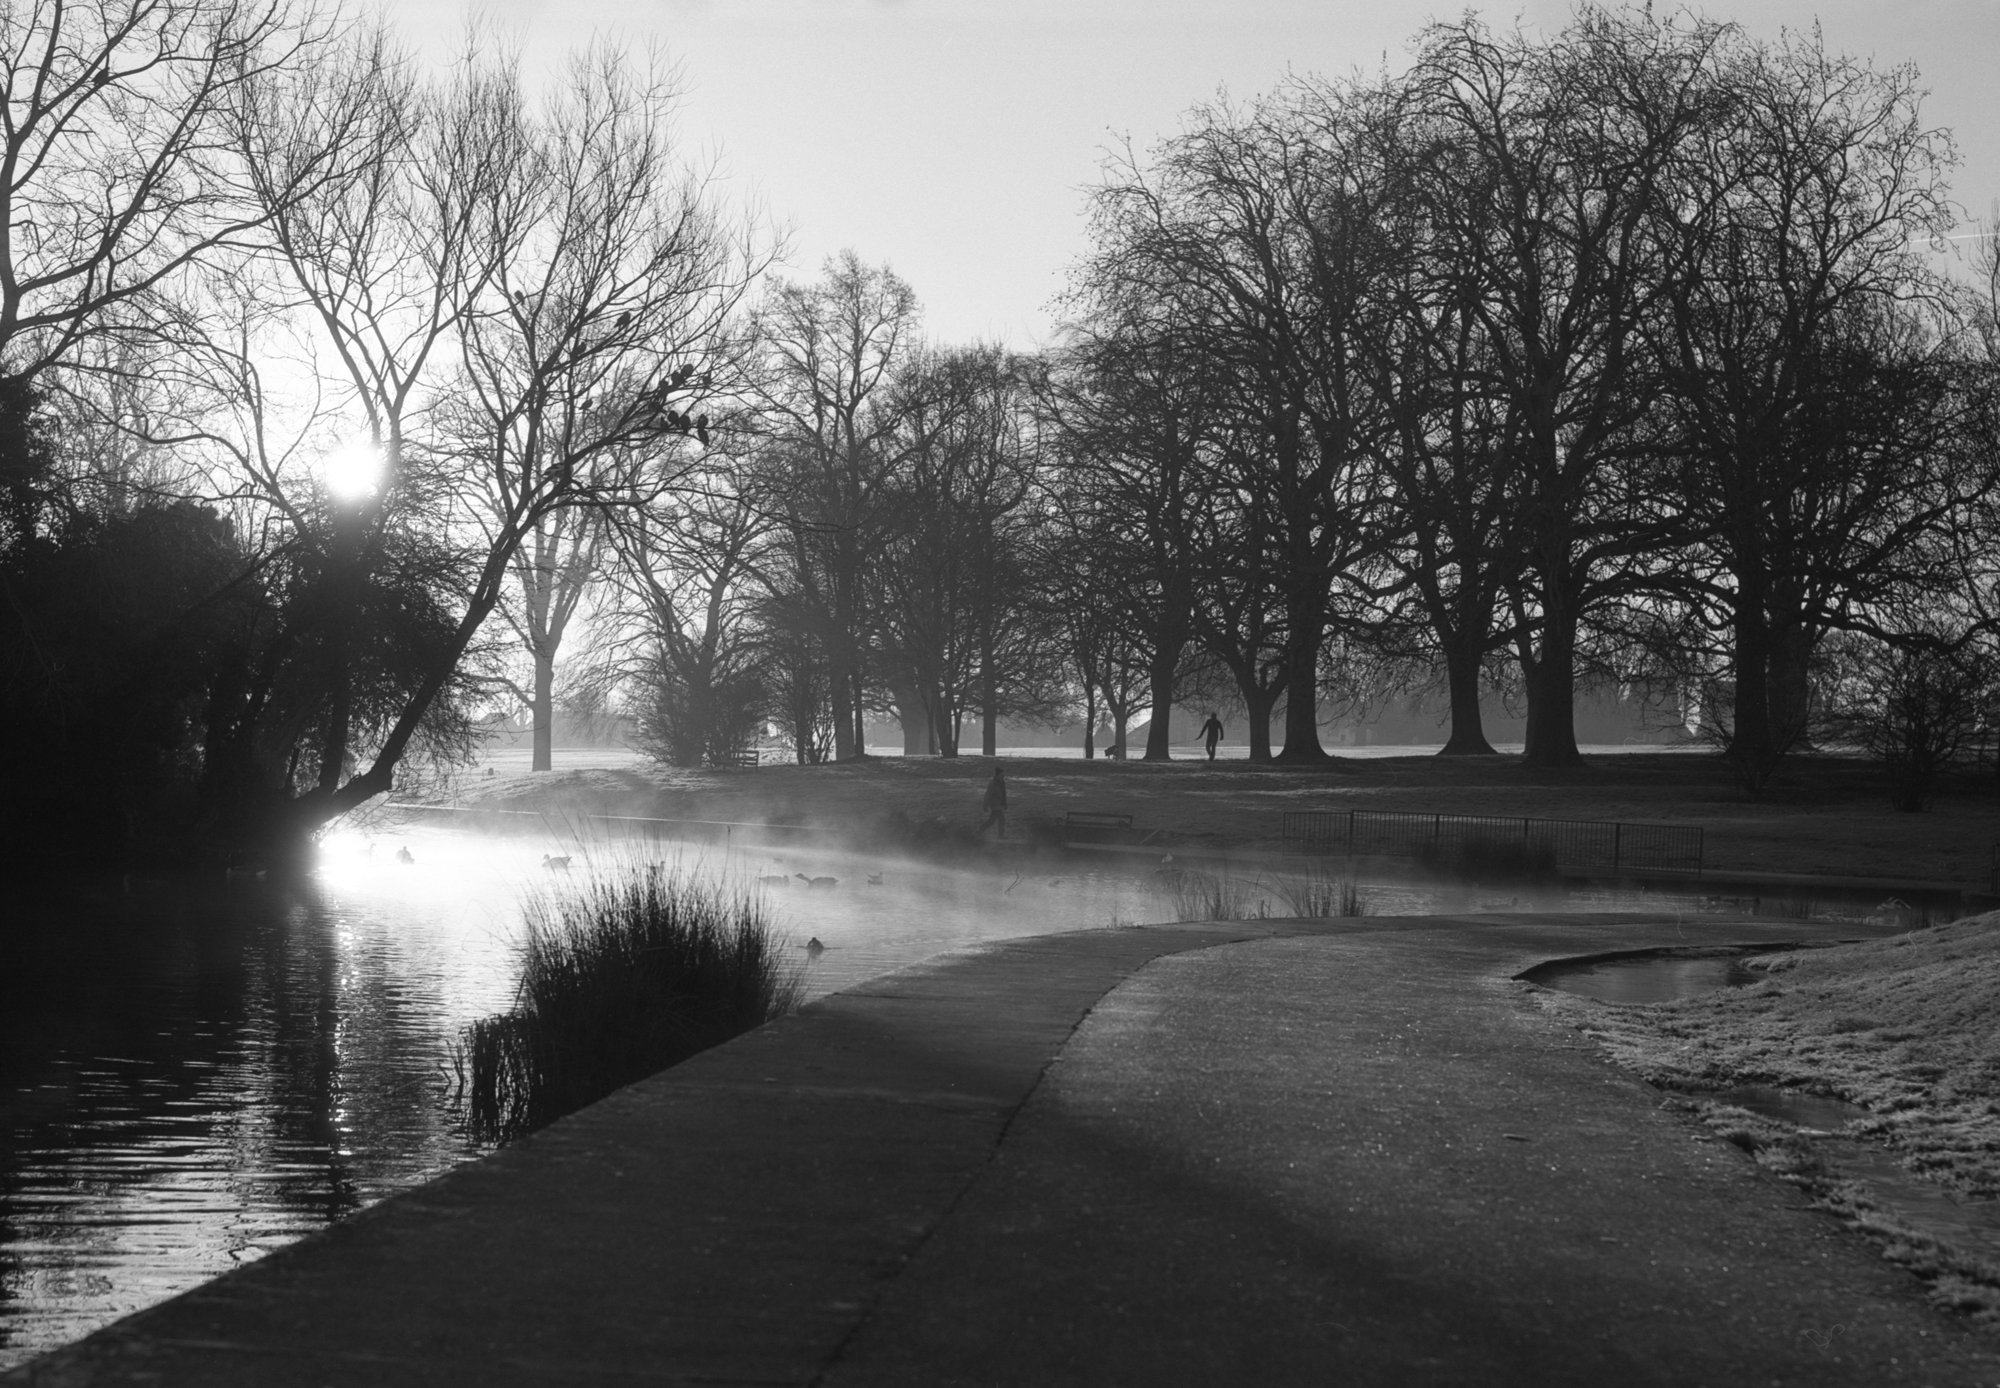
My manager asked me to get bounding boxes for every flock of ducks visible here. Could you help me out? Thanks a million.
[751,869,886,889]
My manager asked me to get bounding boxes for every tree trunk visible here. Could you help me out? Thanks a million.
[933,685,958,757]
[1437,638,1498,756]
[1274,614,1331,764]
[1243,685,1281,762]
[1082,684,1098,758]
[1520,605,1583,767]
[891,677,928,755]
[531,648,555,772]
[317,677,352,793]
[1142,639,1183,760]
[1768,614,1814,752]
[314,533,364,793]
[830,669,856,761]
[980,651,998,757]
[1729,595,1776,770]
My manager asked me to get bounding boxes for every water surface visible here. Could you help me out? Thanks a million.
[1523,951,1773,1004]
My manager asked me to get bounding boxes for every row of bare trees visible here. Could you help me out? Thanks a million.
[440,4,2000,801]
[577,253,1059,771]
[1050,5,2000,781]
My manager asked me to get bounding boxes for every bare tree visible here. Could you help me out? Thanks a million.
[600,473,770,768]
[1650,24,1964,790]
[1083,87,1398,763]
[179,34,766,841]
[1349,75,1522,755]
[1040,304,1220,759]
[873,344,1047,756]
[747,252,927,760]
[1823,622,1994,812]
[442,42,763,773]
[0,0,339,381]
[1405,7,1727,766]
[227,23,521,800]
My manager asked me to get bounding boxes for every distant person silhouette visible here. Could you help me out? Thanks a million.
[1199,712,1226,761]
[982,765,1008,839]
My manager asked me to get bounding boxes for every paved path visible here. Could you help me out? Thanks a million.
[10,913,2000,1386]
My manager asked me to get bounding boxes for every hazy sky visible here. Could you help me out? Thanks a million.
[386,1,2000,349]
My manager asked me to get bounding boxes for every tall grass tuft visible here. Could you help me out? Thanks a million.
[1153,867,1269,922]
[450,862,802,1143]
[1274,865,1368,918]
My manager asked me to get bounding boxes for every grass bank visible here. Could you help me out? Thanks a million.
[1534,913,2000,1318]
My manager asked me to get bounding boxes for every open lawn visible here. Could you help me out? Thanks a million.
[437,748,2000,890]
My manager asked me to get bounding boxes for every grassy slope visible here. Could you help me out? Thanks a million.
[1539,913,2000,1196]
[441,751,2000,887]
[1534,915,2000,1318]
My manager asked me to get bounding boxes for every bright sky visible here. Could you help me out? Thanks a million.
[387,1,2000,350]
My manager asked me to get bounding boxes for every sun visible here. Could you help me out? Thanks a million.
[321,438,385,502]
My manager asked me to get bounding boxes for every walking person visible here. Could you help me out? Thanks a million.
[981,764,1008,839]
[1198,711,1226,762]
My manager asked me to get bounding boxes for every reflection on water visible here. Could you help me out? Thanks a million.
[0,833,537,1372]
[0,823,1932,1371]
[1523,951,1771,1004]
[1708,1084,1869,1132]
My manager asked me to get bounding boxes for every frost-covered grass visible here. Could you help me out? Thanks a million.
[1541,913,2000,1196]
[1535,913,2000,1320]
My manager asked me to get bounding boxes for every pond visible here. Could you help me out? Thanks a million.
[0,823,1944,1372]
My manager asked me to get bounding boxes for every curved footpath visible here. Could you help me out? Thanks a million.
[11,913,2000,1387]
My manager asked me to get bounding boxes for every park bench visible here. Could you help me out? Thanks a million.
[1063,809,1139,845]
[1064,811,1134,832]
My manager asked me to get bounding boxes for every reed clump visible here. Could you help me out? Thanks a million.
[1274,866,1368,918]
[451,862,801,1143]
[1153,867,1269,922]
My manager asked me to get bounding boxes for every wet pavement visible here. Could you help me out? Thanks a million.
[9,911,1999,1386]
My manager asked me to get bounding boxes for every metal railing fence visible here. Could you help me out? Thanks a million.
[1280,808,1702,874]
